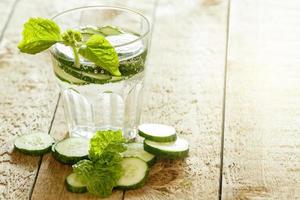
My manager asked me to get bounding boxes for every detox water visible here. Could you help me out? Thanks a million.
[51,27,147,140]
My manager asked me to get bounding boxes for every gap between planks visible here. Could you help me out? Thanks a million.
[218,0,231,200]
[0,0,19,42]
[29,94,61,200]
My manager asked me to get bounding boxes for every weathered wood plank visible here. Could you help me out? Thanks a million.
[0,0,62,199]
[222,0,300,199]
[31,1,157,199]
[124,0,228,199]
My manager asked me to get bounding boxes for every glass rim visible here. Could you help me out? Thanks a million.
[50,5,151,48]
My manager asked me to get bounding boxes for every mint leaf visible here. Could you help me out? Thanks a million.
[73,130,126,197]
[18,17,62,54]
[78,34,121,76]
[73,152,123,197]
[89,130,126,160]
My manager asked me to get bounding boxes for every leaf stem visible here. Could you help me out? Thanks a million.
[72,46,80,68]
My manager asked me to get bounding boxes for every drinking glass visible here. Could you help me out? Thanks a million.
[50,6,150,140]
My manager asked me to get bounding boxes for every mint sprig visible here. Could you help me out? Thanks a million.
[18,17,120,75]
[73,130,126,197]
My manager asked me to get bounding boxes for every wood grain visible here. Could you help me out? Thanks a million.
[222,0,300,199]
[124,0,228,199]
[0,0,61,199]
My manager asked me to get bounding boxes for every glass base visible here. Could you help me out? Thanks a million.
[68,125,138,141]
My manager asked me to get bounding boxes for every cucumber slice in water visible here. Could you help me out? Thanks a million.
[65,173,87,193]
[138,123,177,142]
[81,27,105,41]
[98,26,122,36]
[52,138,89,165]
[116,157,149,189]
[52,27,147,83]
[59,64,112,84]
[81,27,105,36]
[122,143,156,166]
[144,138,189,159]
[14,133,54,156]
[53,62,87,85]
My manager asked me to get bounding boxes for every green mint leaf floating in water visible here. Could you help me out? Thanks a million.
[78,34,121,76]
[18,17,62,54]
[73,130,126,197]
[89,129,126,160]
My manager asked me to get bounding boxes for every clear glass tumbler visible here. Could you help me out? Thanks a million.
[50,6,150,140]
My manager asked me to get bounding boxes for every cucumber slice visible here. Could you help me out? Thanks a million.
[14,133,54,156]
[53,61,87,85]
[65,173,87,193]
[138,123,177,142]
[60,64,112,84]
[81,27,105,41]
[52,138,89,165]
[110,76,126,82]
[122,143,156,166]
[119,54,145,76]
[53,52,111,75]
[116,157,149,190]
[144,138,189,159]
[81,27,105,36]
[99,26,122,36]
[52,40,147,81]
[81,71,111,81]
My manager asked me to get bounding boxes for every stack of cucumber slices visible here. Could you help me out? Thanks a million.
[14,123,189,196]
[108,123,189,192]
[138,123,189,159]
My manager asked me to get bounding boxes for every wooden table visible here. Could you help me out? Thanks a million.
[0,0,299,199]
